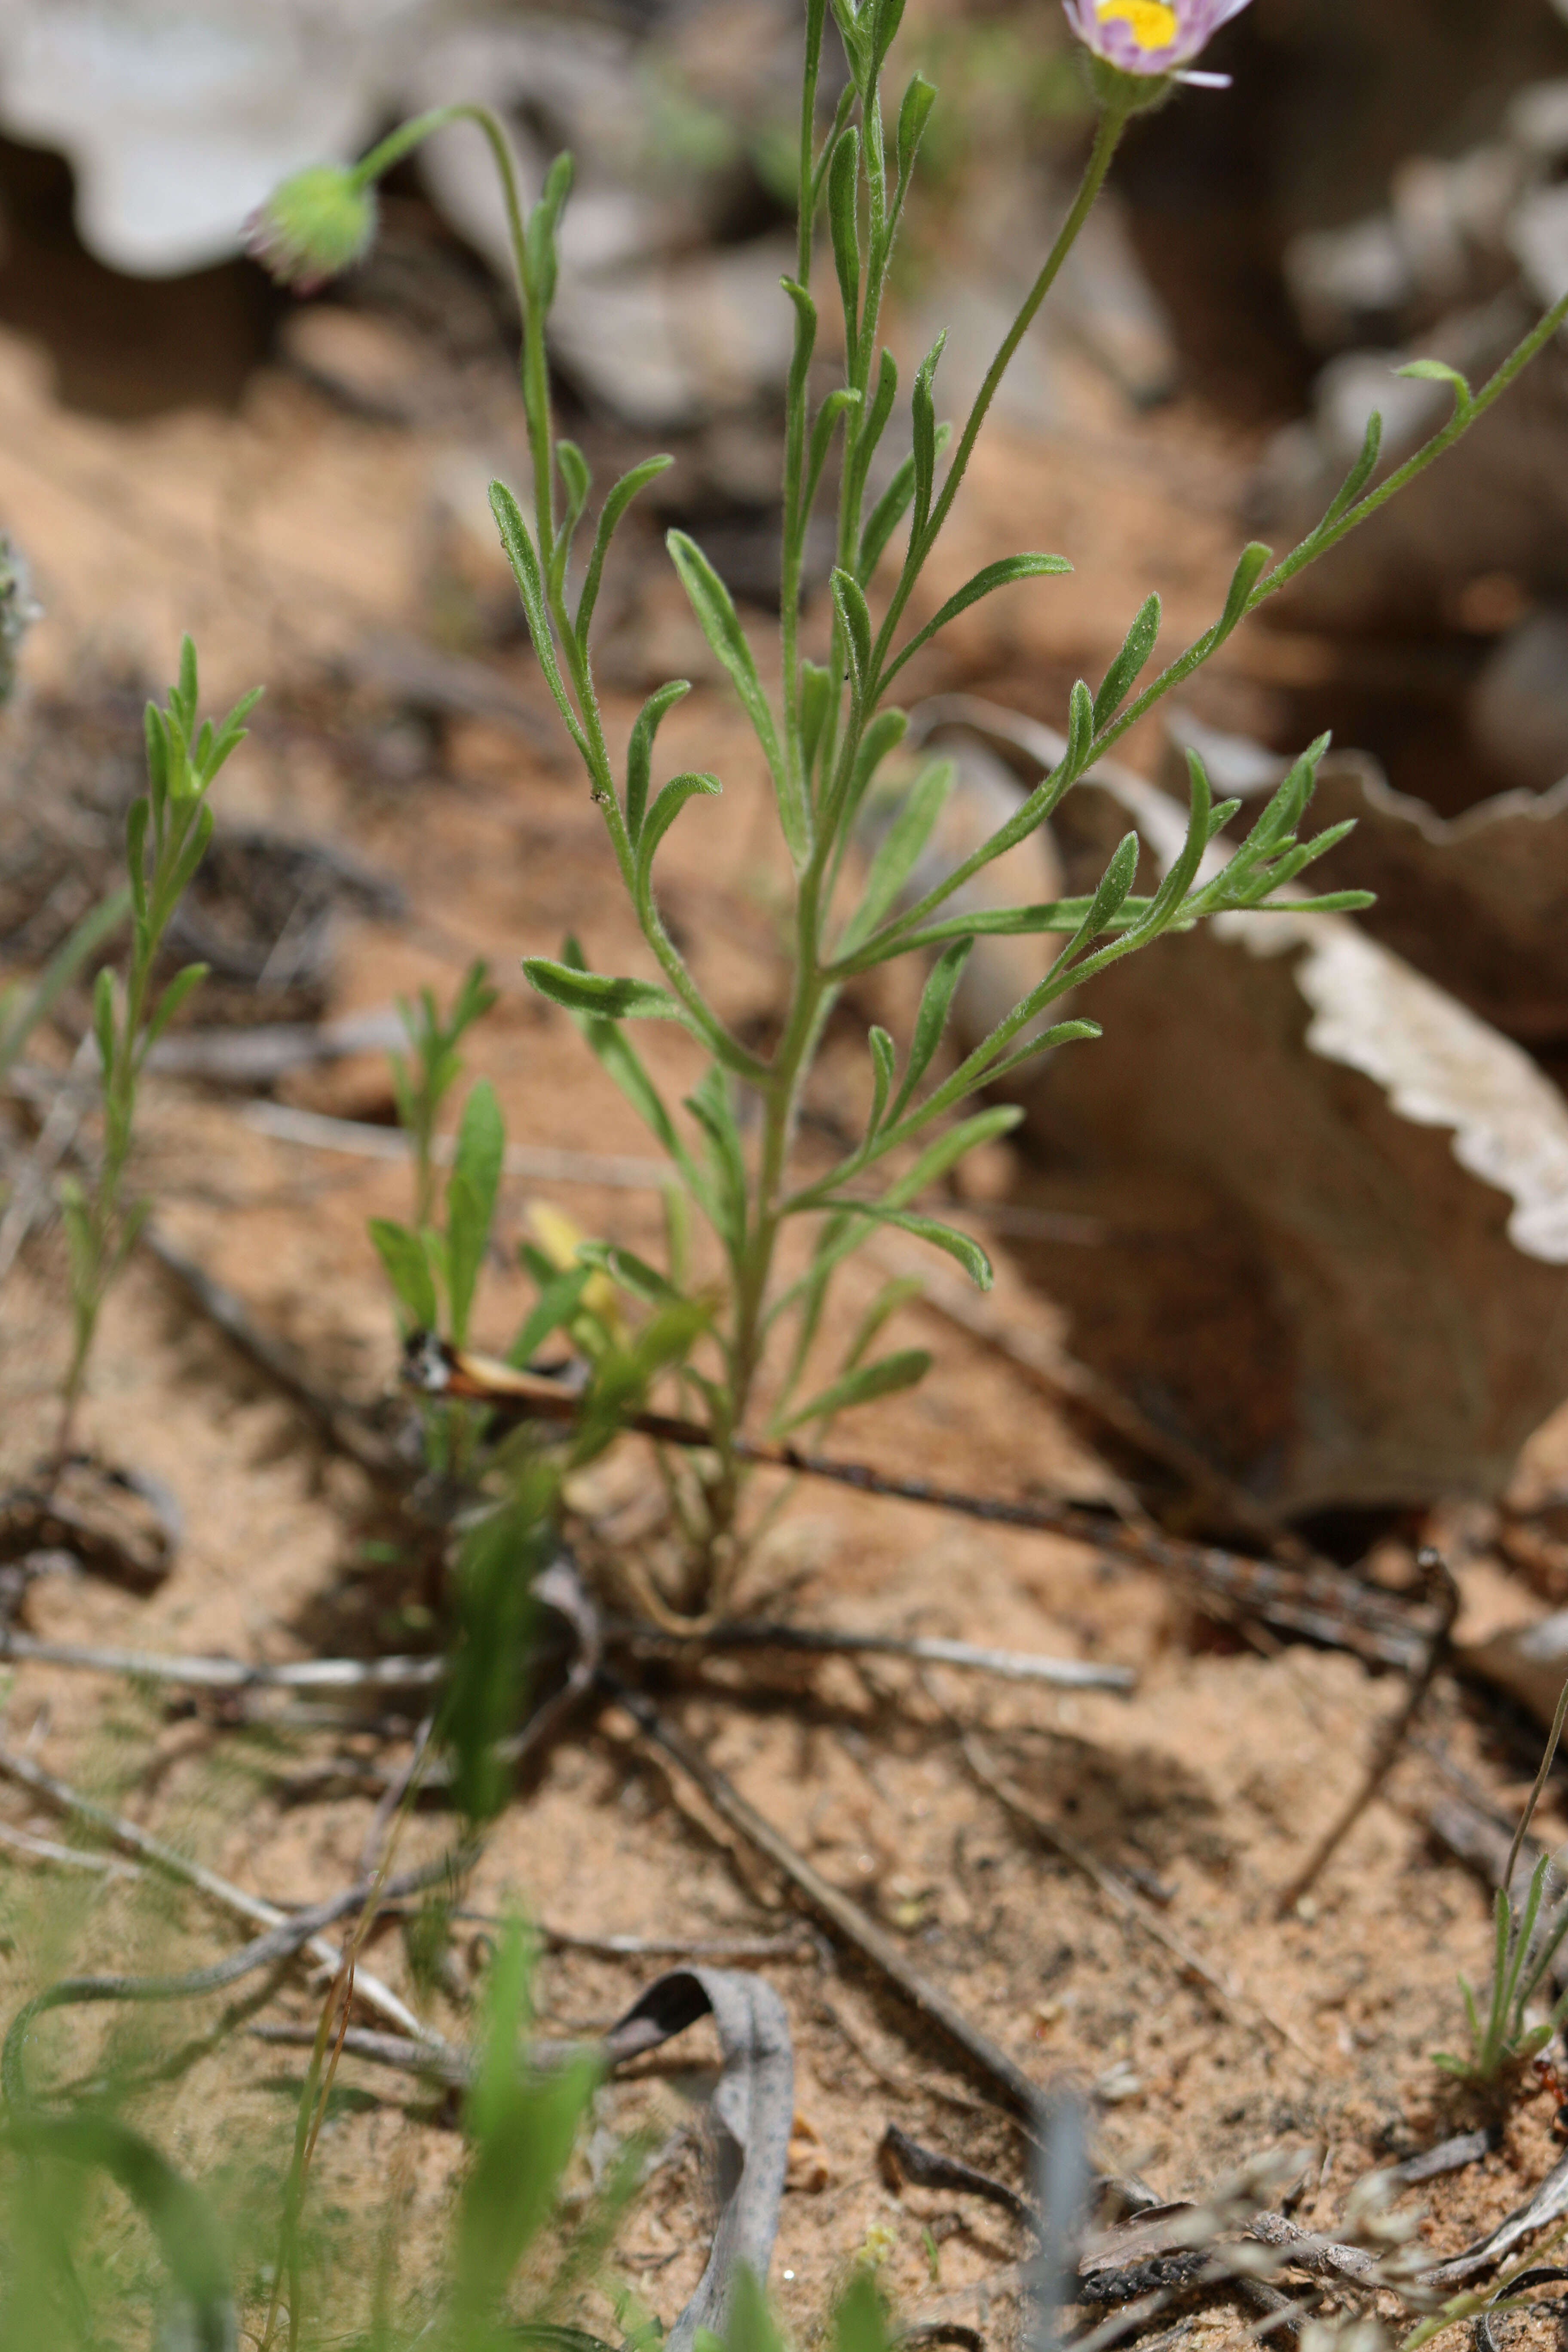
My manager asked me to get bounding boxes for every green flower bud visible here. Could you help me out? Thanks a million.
[245,166,379,291]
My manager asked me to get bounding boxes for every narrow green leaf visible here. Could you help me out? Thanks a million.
[1084,831,1140,936]
[625,677,691,846]
[812,1200,995,1290]
[978,1016,1102,1089]
[176,634,198,726]
[883,553,1072,689]
[1320,410,1384,531]
[556,440,591,524]
[895,72,937,185]
[91,964,116,1078]
[507,1263,592,1366]
[577,454,674,644]
[138,961,208,1059]
[523,959,688,1026]
[452,1078,505,1249]
[805,387,863,518]
[832,567,873,698]
[839,758,954,952]
[577,1239,683,1308]
[369,1217,439,1330]
[444,1168,490,1345]
[1066,677,1094,770]
[490,480,590,753]
[665,531,786,806]
[828,128,863,375]
[777,1347,932,1435]
[635,771,722,902]
[910,330,947,539]
[1213,542,1272,646]
[857,423,952,583]
[884,1103,1022,1204]
[867,1025,896,1138]
[1093,593,1161,732]
[1397,356,1473,416]
[891,938,972,1119]
[840,705,908,835]
[801,661,835,783]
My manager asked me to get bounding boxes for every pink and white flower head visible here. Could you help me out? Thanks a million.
[1063,0,1253,89]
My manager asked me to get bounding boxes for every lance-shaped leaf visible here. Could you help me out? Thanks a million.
[889,937,972,1121]
[838,758,954,952]
[524,959,689,1026]
[507,1261,592,1366]
[805,1198,995,1289]
[1397,355,1474,420]
[625,678,692,846]
[1319,409,1383,533]
[490,481,592,757]
[577,1237,684,1308]
[1093,593,1161,731]
[883,1102,1022,1200]
[800,661,835,781]
[805,387,863,520]
[882,553,1072,689]
[828,128,863,375]
[867,1024,896,1139]
[776,1346,932,1435]
[665,530,791,839]
[857,422,952,582]
[577,455,674,645]
[686,1067,748,1260]
[137,962,208,1062]
[831,567,873,701]
[369,1217,439,1330]
[635,772,722,905]
[910,329,947,541]
[1212,542,1272,649]
[895,70,937,188]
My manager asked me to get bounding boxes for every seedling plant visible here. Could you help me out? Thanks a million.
[54,640,260,1459]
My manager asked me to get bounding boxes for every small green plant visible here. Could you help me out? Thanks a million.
[252,0,1568,1619]
[388,960,499,1231]
[1435,1678,1568,2083]
[55,639,260,1457]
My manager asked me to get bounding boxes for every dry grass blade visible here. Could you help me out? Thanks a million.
[0,1628,445,1690]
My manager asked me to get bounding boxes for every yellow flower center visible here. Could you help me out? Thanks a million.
[1096,0,1178,49]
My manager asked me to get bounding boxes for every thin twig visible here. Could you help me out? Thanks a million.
[1274,1550,1460,1917]
[0,1739,435,2042]
[613,1617,1136,1693]
[422,1341,1430,1669]
[0,1817,141,1877]
[0,1628,445,1689]
[602,1671,1047,2122]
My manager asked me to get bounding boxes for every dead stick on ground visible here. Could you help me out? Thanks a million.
[0,1740,434,2043]
[601,1672,1046,2123]
[958,1729,1321,2072]
[1274,1549,1460,1919]
[0,1629,446,1690]
[612,1617,1136,1693]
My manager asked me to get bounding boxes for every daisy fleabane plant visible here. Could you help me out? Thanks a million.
[254,0,1568,1622]
[1064,0,1253,92]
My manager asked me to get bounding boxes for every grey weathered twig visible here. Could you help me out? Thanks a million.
[0,1627,444,1689]
[616,1617,1135,1693]
[0,1739,433,2041]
